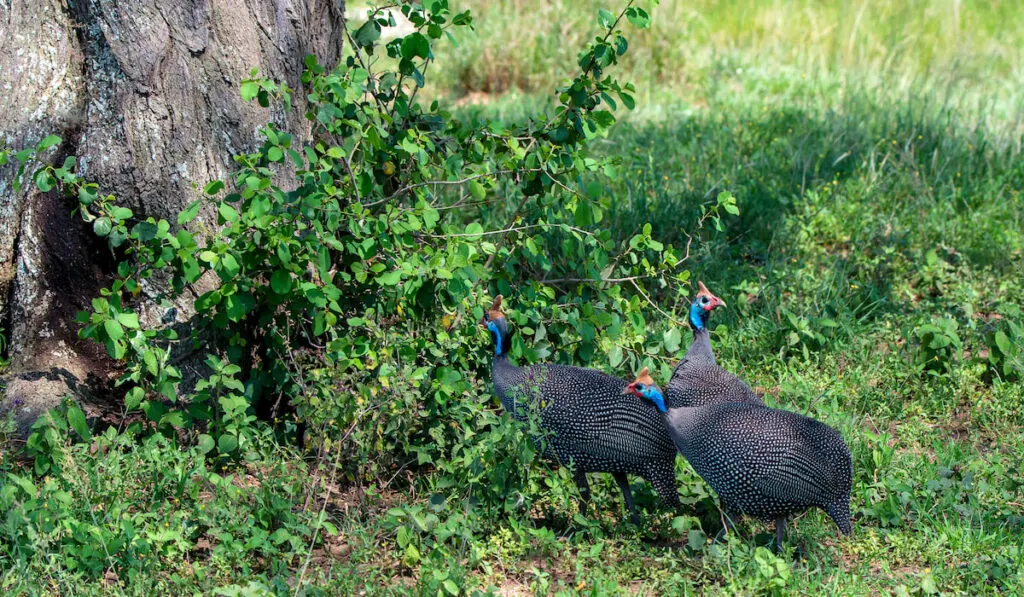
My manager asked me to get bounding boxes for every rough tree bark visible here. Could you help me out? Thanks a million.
[0,0,346,440]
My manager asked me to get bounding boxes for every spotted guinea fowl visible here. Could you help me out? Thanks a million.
[481,296,680,524]
[625,367,852,550]
[666,281,763,408]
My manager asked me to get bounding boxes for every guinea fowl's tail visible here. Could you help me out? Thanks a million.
[826,500,852,536]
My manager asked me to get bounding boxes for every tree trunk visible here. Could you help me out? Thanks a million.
[0,0,345,438]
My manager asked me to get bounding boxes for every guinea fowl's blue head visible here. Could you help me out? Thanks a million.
[623,367,667,413]
[481,295,512,356]
[689,281,726,331]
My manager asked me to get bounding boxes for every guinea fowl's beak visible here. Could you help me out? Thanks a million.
[622,384,635,396]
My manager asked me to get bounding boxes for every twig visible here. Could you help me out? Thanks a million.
[428,222,592,239]
[407,57,430,110]
[539,275,645,285]
[343,26,389,114]
[630,278,686,328]
[364,170,520,207]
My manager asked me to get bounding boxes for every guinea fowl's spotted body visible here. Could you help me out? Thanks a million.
[664,402,852,534]
[494,359,678,480]
[625,368,853,546]
[484,297,681,520]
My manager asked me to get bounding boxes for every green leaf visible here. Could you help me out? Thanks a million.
[143,349,159,376]
[618,92,635,110]
[994,331,1012,355]
[598,8,615,28]
[225,293,255,322]
[687,529,706,551]
[400,32,431,60]
[218,202,239,223]
[197,434,215,455]
[116,312,140,329]
[271,269,292,294]
[178,200,202,224]
[34,170,53,192]
[353,20,381,48]
[125,387,145,410]
[608,345,624,368]
[37,135,62,151]
[267,146,283,162]
[204,180,225,195]
[218,433,239,454]
[104,318,125,340]
[220,253,240,278]
[377,270,403,286]
[469,180,486,200]
[240,80,260,101]
[625,7,651,29]
[67,404,91,441]
[664,328,682,353]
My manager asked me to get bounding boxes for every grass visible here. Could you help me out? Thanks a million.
[3,0,1024,594]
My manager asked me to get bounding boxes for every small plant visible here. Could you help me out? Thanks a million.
[914,317,963,374]
[984,317,1023,382]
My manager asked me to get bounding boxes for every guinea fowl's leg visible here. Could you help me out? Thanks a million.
[774,517,787,553]
[612,472,641,525]
[573,470,591,517]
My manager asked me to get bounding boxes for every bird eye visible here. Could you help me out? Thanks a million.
[635,383,645,391]
[700,296,709,304]
[483,313,490,321]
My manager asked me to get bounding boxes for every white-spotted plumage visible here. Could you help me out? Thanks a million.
[483,297,680,521]
[627,367,853,545]
[664,401,852,535]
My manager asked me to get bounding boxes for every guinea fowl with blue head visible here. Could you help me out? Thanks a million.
[666,281,764,407]
[625,367,853,551]
[481,295,681,525]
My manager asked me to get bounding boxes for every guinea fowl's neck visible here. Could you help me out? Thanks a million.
[489,319,516,373]
[684,326,715,363]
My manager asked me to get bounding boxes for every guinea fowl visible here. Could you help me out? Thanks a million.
[666,281,764,407]
[481,295,680,524]
[625,367,852,550]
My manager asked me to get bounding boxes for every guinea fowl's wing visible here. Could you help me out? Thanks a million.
[750,442,833,507]
[534,365,673,461]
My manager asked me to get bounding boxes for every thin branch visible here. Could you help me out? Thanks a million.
[424,222,593,238]
[539,275,645,285]
[364,170,521,207]
[343,26,389,114]
[630,278,687,328]
[342,155,360,202]
[407,57,430,110]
